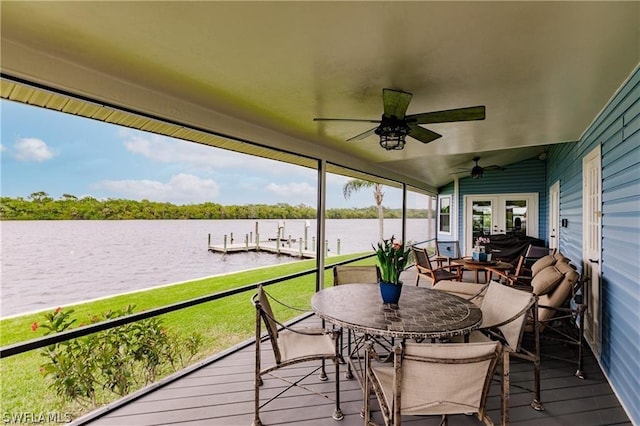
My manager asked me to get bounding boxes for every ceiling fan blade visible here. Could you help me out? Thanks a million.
[382,89,413,119]
[347,127,378,141]
[313,118,381,123]
[484,165,506,171]
[408,124,442,144]
[407,105,486,124]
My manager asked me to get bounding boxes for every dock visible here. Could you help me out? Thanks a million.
[207,221,338,258]
[207,241,320,258]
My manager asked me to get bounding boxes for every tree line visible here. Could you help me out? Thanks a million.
[0,192,431,220]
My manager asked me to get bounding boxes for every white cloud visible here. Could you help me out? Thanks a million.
[122,133,219,168]
[13,138,55,162]
[265,182,316,198]
[119,129,315,177]
[121,131,260,170]
[93,173,220,204]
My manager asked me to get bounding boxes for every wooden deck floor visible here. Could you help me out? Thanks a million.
[77,269,632,425]
[79,326,631,425]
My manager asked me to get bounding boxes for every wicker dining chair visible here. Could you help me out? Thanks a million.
[412,246,463,287]
[252,285,343,425]
[434,240,463,267]
[487,258,586,402]
[332,265,381,379]
[364,341,503,426]
[333,265,381,285]
[452,280,540,415]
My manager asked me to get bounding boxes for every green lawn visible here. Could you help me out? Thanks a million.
[0,253,375,421]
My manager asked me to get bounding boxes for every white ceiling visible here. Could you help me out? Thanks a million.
[1,1,639,191]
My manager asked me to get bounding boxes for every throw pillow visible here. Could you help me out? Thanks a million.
[531,254,556,276]
[531,265,564,295]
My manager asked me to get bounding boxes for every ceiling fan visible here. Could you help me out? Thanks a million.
[313,88,485,150]
[454,156,506,179]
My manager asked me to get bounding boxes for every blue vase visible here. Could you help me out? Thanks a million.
[379,281,403,305]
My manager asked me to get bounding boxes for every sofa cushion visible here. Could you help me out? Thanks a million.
[531,254,556,276]
[554,260,575,275]
[531,265,563,295]
[553,252,569,264]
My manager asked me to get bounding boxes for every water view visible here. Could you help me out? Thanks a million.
[1,218,432,317]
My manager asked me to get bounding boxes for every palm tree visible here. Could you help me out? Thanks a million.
[343,180,385,242]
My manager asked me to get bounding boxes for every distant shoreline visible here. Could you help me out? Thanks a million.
[0,194,431,221]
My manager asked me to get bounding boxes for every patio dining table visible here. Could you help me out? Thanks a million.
[452,258,514,283]
[311,283,483,393]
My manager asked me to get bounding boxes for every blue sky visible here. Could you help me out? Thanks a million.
[1,99,414,208]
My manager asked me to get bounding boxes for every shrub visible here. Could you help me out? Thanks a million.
[35,306,202,409]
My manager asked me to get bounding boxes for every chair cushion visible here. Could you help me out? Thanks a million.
[479,281,534,349]
[397,342,498,415]
[334,265,379,285]
[278,328,336,362]
[432,281,486,306]
[434,269,460,280]
[537,262,579,324]
[530,254,556,276]
[531,265,563,295]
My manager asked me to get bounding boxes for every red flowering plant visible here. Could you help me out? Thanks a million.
[373,236,411,285]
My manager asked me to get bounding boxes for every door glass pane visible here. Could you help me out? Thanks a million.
[505,200,527,236]
[472,201,492,244]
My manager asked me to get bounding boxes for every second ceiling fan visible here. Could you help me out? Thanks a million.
[454,156,506,179]
[313,88,485,150]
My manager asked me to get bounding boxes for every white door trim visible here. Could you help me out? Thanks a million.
[582,145,602,353]
[549,181,560,251]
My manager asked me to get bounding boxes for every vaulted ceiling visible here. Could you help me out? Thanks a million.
[2,1,639,192]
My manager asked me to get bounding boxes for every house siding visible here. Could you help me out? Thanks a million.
[547,66,640,424]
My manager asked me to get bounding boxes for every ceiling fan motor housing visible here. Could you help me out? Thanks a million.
[375,115,411,150]
[471,165,484,178]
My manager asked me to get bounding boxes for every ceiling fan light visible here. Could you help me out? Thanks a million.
[376,121,410,150]
[378,134,406,150]
[471,165,484,179]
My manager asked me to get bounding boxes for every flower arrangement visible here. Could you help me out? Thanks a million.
[473,235,490,261]
[373,236,411,285]
[475,236,490,249]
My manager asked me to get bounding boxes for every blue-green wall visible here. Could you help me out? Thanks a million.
[547,66,640,424]
[455,157,547,247]
[439,65,639,424]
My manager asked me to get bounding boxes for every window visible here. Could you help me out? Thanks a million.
[438,195,452,234]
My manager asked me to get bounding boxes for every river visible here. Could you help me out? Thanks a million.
[0,219,432,317]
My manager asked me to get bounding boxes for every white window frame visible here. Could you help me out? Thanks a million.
[438,195,453,235]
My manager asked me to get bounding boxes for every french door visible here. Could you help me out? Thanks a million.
[463,194,539,255]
